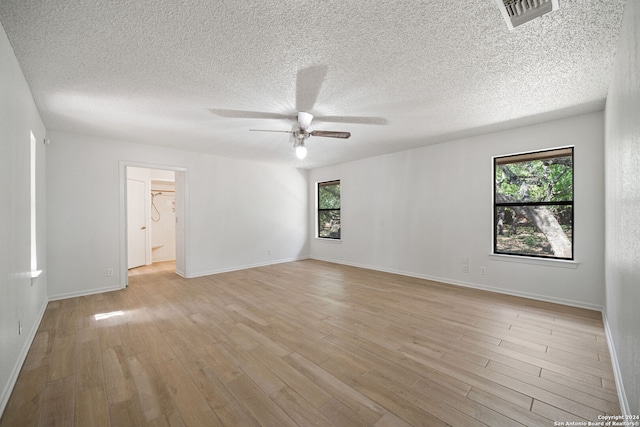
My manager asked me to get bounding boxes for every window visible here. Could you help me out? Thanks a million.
[494,147,573,260]
[318,180,341,239]
[30,131,41,277]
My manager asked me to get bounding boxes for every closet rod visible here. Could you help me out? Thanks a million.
[150,189,175,193]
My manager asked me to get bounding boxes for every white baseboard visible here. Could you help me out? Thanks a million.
[0,298,48,417]
[431,275,602,312]
[186,256,310,278]
[48,285,122,301]
[602,309,630,416]
[309,256,603,312]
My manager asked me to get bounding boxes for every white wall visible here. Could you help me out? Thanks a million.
[46,131,309,299]
[310,112,605,309]
[0,23,48,415]
[604,0,640,416]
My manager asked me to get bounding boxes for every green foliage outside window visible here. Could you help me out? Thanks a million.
[494,147,574,259]
[318,181,341,239]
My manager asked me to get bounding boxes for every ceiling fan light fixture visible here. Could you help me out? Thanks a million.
[297,112,314,131]
[295,144,307,159]
[293,130,308,159]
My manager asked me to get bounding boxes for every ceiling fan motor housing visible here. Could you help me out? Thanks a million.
[293,130,309,142]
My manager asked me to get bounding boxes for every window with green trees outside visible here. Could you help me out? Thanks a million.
[318,180,341,239]
[494,147,574,260]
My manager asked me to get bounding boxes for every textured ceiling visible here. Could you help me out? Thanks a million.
[0,0,626,168]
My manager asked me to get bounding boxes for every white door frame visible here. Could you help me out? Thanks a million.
[119,161,189,288]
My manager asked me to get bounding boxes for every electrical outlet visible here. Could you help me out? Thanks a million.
[480,266,486,275]
[462,265,469,273]
[462,257,469,264]
[267,250,272,255]
[107,268,114,276]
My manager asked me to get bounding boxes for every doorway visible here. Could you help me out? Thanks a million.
[149,178,177,264]
[120,162,188,287]
[126,167,176,270]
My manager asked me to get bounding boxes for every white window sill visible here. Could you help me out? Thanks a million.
[315,237,342,243]
[489,254,579,269]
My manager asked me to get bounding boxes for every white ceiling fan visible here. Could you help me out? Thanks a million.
[210,65,386,159]
[250,111,351,159]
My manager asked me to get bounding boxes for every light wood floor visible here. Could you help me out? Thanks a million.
[1,260,620,426]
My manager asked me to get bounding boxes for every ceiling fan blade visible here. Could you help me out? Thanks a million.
[297,112,314,131]
[310,130,351,139]
[210,108,291,120]
[296,65,328,112]
[313,115,388,125]
[249,129,293,133]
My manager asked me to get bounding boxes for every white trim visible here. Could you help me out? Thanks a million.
[0,298,48,417]
[119,162,127,287]
[48,285,122,301]
[314,237,342,244]
[29,270,43,278]
[489,254,579,269]
[491,144,575,163]
[30,131,37,272]
[602,309,630,417]
[310,256,601,311]
[185,256,309,279]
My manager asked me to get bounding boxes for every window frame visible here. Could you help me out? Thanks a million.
[317,180,341,240]
[29,131,42,279]
[493,146,574,261]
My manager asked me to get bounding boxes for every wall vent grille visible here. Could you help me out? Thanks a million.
[495,0,559,29]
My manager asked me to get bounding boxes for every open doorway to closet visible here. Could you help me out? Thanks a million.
[120,163,188,287]
[127,167,176,270]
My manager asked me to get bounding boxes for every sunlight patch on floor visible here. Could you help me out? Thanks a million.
[94,310,125,320]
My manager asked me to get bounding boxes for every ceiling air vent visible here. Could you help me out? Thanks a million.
[495,0,559,30]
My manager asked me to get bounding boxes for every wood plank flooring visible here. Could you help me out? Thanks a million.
[1,260,620,426]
